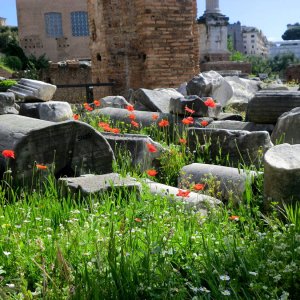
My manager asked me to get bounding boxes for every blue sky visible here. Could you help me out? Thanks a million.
[1,0,299,41]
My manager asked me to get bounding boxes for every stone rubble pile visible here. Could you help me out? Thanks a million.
[1,73,300,211]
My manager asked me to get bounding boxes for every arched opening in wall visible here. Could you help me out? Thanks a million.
[97,53,101,61]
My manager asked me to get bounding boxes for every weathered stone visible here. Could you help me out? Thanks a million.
[246,91,300,124]
[271,107,300,144]
[59,173,141,196]
[207,120,274,135]
[102,133,164,171]
[186,71,233,107]
[225,76,260,112]
[92,107,176,128]
[177,82,188,96]
[0,92,19,115]
[100,96,130,109]
[131,88,184,113]
[19,101,73,122]
[142,179,221,214]
[259,82,289,91]
[169,95,207,116]
[8,78,57,101]
[0,115,115,181]
[179,163,258,203]
[187,128,273,167]
[264,144,300,208]
[216,112,243,121]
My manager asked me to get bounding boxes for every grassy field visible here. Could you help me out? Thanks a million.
[0,104,299,299]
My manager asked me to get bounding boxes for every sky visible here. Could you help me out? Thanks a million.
[1,0,299,42]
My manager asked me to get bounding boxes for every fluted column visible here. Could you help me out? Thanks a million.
[205,0,220,14]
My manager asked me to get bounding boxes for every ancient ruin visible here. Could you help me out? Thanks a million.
[87,0,199,97]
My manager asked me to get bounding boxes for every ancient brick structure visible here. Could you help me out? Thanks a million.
[285,64,300,82]
[88,0,199,97]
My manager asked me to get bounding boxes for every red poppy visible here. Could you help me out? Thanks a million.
[111,128,120,134]
[134,218,142,223]
[85,105,93,111]
[98,122,110,128]
[131,120,139,128]
[83,102,89,107]
[146,143,157,153]
[1,150,15,159]
[152,114,159,120]
[158,119,169,127]
[185,106,195,114]
[73,114,80,120]
[201,120,208,127]
[36,164,47,170]
[126,105,134,112]
[146,169,158,176]
[229,215,239,221]
[193,183,205,191]
[204,98,216,108]
[128,113,136,120]
[93,100,101,107]
[179,138,187,144]
[176,189,190,198]
[182,117,194,125]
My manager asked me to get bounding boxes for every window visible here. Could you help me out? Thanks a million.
[45,12,63,38]
[71,11,89,36]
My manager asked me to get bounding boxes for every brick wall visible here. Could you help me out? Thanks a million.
[88,0,199,98]
[40,62,92,103]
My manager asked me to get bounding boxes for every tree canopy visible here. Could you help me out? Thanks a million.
[282,27,300,40]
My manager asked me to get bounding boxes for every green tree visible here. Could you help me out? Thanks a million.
[0,25,18,51]
[269,53,300,76]
[227,36,246,61]
[282,27,300,40]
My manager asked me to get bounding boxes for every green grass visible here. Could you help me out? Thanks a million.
[0,108,299,299]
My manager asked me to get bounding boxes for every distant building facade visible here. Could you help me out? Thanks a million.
[0,17,6,26]
[269,40,300,59]
[242,26,269,57]
[16,0,90,62]
[227,22,244,53]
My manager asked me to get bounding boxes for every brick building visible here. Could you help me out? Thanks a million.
[16,0,90,62]
[87,0,199,97]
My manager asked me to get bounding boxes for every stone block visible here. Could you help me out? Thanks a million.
[246,91,300,124]
[264,144,300,208]
[271,107,300,144]
[0,115,115,181]
[179,163,258,203]
[59,173,141,196]
[100,96,130,109]
[187,128,273,167]
[8,78,57,101]
[142,179,221,215]
[19,101,73,122]
[0,92,19,115]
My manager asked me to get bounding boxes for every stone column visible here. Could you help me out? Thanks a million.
[205,0,220,14]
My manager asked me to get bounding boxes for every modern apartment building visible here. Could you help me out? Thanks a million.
[16,0,90,62]
[269,40,300,59]
[242,26,269,57]
[0,17,6,26]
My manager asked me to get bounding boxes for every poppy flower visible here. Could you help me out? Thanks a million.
[201,120,208,127]
[152,114,159,120]
[134,218,142,223]
[73,114,80,120]
[128,113,136,120]
[111,128,120,134]
[182,117,194,125]
[204,98,216,108]
[93,100,101,107]
[36,164,47,170]
[229,215,239,221]
[98,122,110,128]
[146,169,158,176]
[185,106,195,114]
[158,119,169,127]
[131,120,139,128]
[1,150,15,159]
[146,143,157,153]
[193,183,205,191]
[85,105,93,111]
[126,105,134,112]
[176,189,190,198]
[179,138,187,144]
